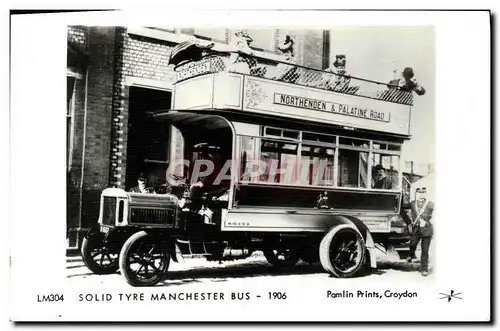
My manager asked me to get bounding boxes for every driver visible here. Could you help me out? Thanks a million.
[129,173,154,194]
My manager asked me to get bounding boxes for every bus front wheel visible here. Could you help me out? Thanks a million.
[118,231,170,287]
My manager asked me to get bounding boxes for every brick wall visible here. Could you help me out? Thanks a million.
[121,29,328,83]
[68,26,87,45]
[83,27,115,188]
[109,27,128,189]
[110,33,179,189]
[79,27,117,227]
[123,34,177,83]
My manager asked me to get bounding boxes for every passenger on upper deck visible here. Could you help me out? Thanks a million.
[224,30,268,77]
[226,30,252,74]
[315,54,357,93]
[278,35,295,58]
[389,67,426,95]
[372,164,393,190]
[267,35,300,83]
[378,66,426,103]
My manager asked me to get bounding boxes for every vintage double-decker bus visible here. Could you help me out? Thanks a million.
[81,40,420,286]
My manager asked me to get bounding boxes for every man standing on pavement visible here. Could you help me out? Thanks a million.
[406,187,435,276]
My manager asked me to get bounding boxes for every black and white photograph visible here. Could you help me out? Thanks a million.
[7,8,491,322]
[66,25,436,284]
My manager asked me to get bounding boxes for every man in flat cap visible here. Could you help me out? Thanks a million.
[407,187,435,276]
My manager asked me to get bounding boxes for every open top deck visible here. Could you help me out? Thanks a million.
[171,50,413,137]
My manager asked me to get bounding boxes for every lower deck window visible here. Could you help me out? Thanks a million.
[237,133,401,191]
[338,149,369,188]
[372,152,400,190]
[300,145,335,186]
[259,139,298,184]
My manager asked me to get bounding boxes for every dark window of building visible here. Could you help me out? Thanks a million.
[125,87,172,191]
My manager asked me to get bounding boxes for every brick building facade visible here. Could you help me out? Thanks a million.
[66,26,330,249]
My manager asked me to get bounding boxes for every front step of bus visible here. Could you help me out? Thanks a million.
[388,237,411,260]
[375,234,411,261]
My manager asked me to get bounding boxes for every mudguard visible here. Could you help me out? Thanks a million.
[331,215,377,269]
[82,226,101,239]
[142,231,180,263]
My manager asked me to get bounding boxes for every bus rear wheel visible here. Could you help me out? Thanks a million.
[319,226,366,278]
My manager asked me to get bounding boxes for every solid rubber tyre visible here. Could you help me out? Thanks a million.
[81,234,119,274]
[119,231,170,287]
[319,225,366,278]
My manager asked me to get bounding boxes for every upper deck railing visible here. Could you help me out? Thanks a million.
[173,49,415,106]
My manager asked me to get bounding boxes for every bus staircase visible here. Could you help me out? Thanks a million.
[374,176,413,260]
[356,154,412,260]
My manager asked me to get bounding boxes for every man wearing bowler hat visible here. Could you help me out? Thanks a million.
[407,187,435,276]
[372,164,393,190]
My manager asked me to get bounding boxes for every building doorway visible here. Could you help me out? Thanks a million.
[125,86,172,191]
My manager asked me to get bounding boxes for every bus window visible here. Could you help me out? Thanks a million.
[387,144,402,152]
[373,143,388,150]
[168,125,185,178]
[339,137,369,148]
[259,139,298,184]
[338,149,369,188]
[371,153,400,190]
[302,132,337,145]
[264,127,282,138]
[263,126,300,140]
[240,136,256,182]
[300,145,335,186]
[373,142,401,152]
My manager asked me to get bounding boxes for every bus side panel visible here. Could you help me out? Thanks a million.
[222,208,390,233]
[235,185,400,211]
